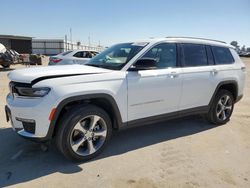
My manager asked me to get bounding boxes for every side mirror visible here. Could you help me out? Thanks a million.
[129,58,157,71]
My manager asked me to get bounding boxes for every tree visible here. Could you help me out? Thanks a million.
[230,41,240,51]
[241,45,246,52]
[247,48,250,52]
[230,41,238,48]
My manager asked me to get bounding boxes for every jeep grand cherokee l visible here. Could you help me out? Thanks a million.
[5,37,246,161]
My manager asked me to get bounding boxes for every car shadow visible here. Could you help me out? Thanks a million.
[99,116,215,159]
[0,115,216,187]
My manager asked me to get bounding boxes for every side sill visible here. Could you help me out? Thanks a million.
[120,106,209,130]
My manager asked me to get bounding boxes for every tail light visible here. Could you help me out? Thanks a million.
[50,58,62,63]
[241,66,246,72]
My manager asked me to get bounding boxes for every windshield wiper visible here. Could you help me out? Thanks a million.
[85,64,104,68]
[85,63,120,70]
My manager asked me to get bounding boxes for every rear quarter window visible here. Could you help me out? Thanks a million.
[211,46,234,64]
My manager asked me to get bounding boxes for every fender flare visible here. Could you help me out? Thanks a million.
[208,80,238,107]
[44,93,123,141]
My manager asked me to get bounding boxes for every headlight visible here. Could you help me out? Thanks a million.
[16,87,50,97]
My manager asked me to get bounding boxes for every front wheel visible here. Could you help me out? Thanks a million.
[56,105,112,162]
[1,64,10,68]
[207,89,234,125]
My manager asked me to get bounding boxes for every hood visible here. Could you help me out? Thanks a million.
[8,65,112,84]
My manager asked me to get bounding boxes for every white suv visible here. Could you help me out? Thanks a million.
[5,37,246,161]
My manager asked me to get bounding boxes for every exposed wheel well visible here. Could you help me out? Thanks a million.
[209,81,238,108]
[52,97,120,137]
[217,83,237,101]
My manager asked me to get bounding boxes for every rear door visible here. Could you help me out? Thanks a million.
[179,43,217,110]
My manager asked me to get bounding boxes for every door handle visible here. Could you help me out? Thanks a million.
[169,72,178,78]
[211,69,218,75]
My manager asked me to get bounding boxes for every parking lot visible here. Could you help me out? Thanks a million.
[0,59,250,188]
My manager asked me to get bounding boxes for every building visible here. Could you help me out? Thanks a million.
[0,35,32,53]
[0,34,104,55]
[32,39,104,55]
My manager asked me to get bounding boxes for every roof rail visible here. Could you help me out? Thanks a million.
[166,36,226,44]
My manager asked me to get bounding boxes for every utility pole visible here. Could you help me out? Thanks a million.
[70,28,73,50]
[88,35,91,47]
[65,35,68,51]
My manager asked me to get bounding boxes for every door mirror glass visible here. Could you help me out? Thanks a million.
[129,58,157,71]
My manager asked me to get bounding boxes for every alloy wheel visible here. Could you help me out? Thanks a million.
[216,95,233,121]
[70,115,107,156]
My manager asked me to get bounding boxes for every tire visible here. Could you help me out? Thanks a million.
[1,64,10,68]
[207,89,234,125]
[55,104,112,162]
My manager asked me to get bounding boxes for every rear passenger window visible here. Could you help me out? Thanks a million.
[181,44,208,67]
[211,46,234,64]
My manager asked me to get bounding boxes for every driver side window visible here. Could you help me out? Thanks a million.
[142,43,177,69]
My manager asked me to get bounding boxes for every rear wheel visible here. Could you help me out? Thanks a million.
[207,89,234,125]
[56,105,112,162]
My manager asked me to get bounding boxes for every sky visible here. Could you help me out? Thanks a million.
[0,0,250,47]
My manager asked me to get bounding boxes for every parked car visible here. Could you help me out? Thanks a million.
[5,37,246,161]
[0,44,22,68]
[9,49,21,63]
[0,43,10,68]
[48,50,99,65]
[0,43,6,53]
[243,52,250,57]
[238,51,250,57]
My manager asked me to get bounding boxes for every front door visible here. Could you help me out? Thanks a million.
[127,43,182,121]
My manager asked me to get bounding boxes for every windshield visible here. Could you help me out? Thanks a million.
[85,42,148,70]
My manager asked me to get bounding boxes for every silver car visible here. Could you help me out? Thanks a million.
[48,50,99,65]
